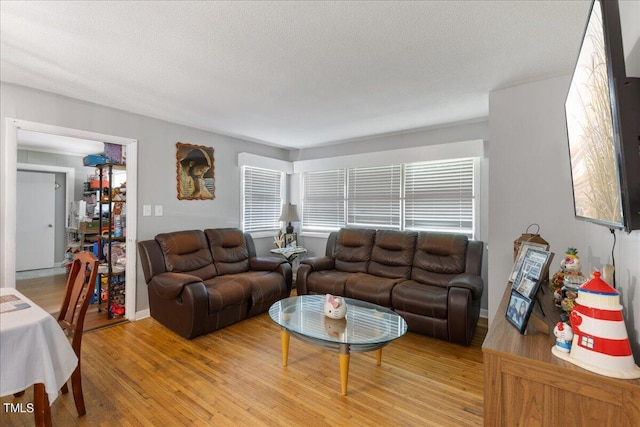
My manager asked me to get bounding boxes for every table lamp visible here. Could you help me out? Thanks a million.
[279,203,300,234]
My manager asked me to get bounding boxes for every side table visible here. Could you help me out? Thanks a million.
[270,246,307,263]
[270,247,307,288]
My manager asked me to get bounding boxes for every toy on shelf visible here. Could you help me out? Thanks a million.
[551,247,586,308]
[553,321,573,353]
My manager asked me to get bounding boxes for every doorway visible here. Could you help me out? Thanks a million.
[1,118,138,321]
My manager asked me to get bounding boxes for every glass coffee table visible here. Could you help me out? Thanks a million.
[268,295,407,396]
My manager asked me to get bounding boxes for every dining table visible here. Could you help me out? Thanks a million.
[0,287,78,426]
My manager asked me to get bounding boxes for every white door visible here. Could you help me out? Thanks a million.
[16,171,56,271]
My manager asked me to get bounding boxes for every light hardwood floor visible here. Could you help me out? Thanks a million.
[15,273,127,331]
[1,305,486,426]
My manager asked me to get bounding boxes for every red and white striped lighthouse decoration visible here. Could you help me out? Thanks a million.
[552,271,640,379]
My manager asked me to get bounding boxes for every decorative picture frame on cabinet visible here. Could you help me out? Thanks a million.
[506,247,554,334]
[176,142,215,200]
[505,291,533,334]
[509,241,550,283]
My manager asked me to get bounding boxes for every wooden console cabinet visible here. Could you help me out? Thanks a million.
[482,283,640,426]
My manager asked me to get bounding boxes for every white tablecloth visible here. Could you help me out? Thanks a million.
[0,288,78,405]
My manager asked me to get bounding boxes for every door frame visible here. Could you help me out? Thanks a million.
[1,118,138,321]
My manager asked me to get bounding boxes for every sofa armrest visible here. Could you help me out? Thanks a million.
[249,256,287,271]
[249,256,293,293]
[300,256,335,271]
[148,272,203,300]
[147,277,209,339]
[448,273,483,300]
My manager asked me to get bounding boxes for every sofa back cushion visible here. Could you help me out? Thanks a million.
[155,230,217,280]
[205,228,250,275]
[368,230,417,279]
[411,232,468,286]
[334,228,376,273]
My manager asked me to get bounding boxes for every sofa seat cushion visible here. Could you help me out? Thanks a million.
[202,276,252,313]
[392,280,448,319]
[344,273,401,308]
[227,271,289,316]
[306,270,352,295]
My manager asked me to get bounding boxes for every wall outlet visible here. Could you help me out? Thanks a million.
[143,205,151,216]
[154,205,163,217]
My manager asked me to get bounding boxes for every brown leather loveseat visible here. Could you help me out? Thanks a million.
[296,228,483,345]
[138,228,292,339]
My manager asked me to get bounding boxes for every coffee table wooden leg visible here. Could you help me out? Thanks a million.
[339,344,350,396]
[376,348,382,366]
[33,383,52,427]
[280,329,290,367]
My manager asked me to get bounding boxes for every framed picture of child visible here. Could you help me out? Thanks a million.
[176,142,215,200]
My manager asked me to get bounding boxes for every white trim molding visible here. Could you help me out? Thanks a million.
[238,152,293,174]
[293,139,484,173]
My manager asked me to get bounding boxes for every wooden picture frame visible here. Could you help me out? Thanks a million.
[176,142,215,200]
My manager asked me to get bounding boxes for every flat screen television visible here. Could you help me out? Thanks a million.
[565,0,640,232]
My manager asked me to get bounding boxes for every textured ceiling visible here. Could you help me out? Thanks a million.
[1,1,592,149]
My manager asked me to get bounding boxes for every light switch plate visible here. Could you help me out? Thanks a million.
[143,205,151,216]
[155,205,163,217]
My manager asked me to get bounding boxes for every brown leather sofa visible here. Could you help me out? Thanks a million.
[138,228,292,339]
[296,228,483,345]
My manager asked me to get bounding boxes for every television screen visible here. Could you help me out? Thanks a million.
[565,0,624,229]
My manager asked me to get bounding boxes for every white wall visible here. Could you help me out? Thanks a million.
[488,75,640,362]
[1,82,290,311]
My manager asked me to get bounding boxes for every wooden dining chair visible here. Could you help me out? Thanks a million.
[57,251,99,416]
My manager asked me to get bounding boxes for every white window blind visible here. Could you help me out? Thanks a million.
[347,165,402,228]
[242,166,283,233]
[404,158,474,235]
[301,158,476,237]
[302,170,345,232]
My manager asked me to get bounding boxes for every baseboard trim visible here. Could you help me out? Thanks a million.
[480,308,488,319]
[134,309,150,320]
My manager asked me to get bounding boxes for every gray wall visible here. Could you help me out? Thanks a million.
[2,82,290,312]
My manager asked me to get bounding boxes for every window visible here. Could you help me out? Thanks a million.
[404,158,474,234]
[301,169,345,232]
[242,166,284,234]
[302,158,476,237]
[347,165,402,228]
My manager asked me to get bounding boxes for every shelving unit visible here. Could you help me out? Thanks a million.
[96,163,127,319]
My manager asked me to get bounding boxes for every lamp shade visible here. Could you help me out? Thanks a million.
[279,204,300,222]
